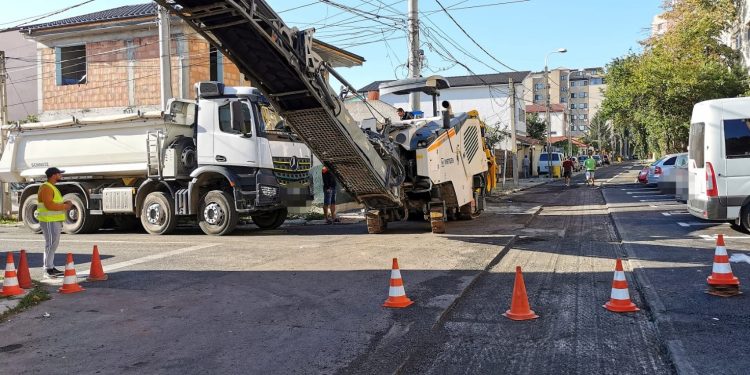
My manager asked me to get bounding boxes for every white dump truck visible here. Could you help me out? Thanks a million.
[0,82,311,236]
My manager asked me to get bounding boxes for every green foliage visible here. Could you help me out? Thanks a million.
[0,283,50,323]
[600,0,748,157]
[18,115,38,124]
[582,114,612,151]
[484,124,511,150]
[525,113,547,142]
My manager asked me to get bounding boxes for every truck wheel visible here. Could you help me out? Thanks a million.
[141,192,177,235]
[21,195,42,234]
[198,191,238,236]
[251,207,288,229]
[62,193,103,234]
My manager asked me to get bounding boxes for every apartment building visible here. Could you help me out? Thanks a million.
[17,3,363,121]
[523,67,606,138]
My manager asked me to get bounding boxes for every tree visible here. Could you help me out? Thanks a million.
[525,113,546,142]
[582,114,612,152]
[600,0,748,157]
[484,123,510,150]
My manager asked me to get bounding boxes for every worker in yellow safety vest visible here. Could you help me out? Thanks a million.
[37,167,71,278]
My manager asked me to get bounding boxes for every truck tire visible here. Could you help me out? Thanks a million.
[21,195,42,234]
[198,190,238,236]
[251,207,288,229]
[62,193,103,234]
[141,192,177,235]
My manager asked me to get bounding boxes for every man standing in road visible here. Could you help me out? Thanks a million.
[562,157,575,187]
[522,155,530,179]
[37,167,71,278]
[584,151,597,187]
[322,166,339,224]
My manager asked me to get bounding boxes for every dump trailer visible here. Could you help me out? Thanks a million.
[0,82,311,236]
[155,0,494,233]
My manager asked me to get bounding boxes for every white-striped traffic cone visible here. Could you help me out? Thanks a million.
[58,253,84,294]
[603,258,639,313]
[707,234,740,297]
[1,252,25,297]
[383,258,413,308]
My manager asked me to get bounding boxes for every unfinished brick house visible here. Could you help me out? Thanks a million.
[19,3,364,120]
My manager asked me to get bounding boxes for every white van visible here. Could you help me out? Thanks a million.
[687,98,750,232]
[537,152,564,175]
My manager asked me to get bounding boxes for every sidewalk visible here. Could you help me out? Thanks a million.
[491,176,559,196]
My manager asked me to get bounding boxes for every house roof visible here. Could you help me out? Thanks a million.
[516,135,541,146]
[548,136,587,147]
[18,2,364,67]
[358,71,531,92]
[20,3,157,31]
[525,104,565,113]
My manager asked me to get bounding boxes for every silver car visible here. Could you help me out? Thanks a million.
[647,152,685,188]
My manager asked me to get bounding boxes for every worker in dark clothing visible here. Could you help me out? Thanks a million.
[396,107,414,120]
[322,166,339,224]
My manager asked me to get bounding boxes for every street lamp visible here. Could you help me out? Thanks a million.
[544,48,567,177]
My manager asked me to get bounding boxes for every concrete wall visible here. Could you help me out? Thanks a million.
[0,31,38,122]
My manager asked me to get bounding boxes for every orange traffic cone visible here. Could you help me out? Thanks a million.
[86,245,108,281]
[603,258,639,313]
[503,266,539,321]
[383,258,414,308]
[17,250,32,289]
[58,253,84,294]
[1,252,25,297]
[706,234,741,297]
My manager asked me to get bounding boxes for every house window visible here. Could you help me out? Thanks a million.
[583,114,588,120]
[56,45,87,85]
[534,83,544,90]
[561,97,567,103]
[581,92,588,98]
[570,93,577,98]
[534,94,542,101]
[570,125,576,131]
[210,47,224,82]
[570,81,576,87]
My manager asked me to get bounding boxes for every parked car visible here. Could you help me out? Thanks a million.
[647,153,682,186]
[658,152,687,195]
[592,155,603,166]
[637,166,649,184]
[688,97,750,233]
[538,152,565,175]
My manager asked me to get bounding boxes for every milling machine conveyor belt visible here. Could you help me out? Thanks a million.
[155,0,400,208]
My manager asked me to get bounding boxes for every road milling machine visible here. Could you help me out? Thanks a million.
[155,0,497,233]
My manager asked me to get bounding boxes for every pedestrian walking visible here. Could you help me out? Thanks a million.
[562,157,574,187]
[522,155,530,179]
[584,151,597,187]
[37,167,71,278]
[322,166,339,224]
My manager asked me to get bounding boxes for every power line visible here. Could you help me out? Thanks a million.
[0,0,96,31]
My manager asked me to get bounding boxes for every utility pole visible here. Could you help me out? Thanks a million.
[509,78,518,187]
[407,0,421,112]
[0,51,8,217]
[566,70,572,158]
[158,5,173,111]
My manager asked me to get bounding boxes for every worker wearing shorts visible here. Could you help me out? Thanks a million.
[322,166,339,224]
[584,155,597,187]
[562,157,574,187]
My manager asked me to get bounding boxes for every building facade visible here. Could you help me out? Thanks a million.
[0,29,38,122]
[18,3,363,121]
[523,67,606,138]
[359,72,530,151]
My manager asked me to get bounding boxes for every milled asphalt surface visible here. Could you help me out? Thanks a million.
[398,167,674,374]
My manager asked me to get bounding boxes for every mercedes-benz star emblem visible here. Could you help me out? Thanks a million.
[289,156,298,171]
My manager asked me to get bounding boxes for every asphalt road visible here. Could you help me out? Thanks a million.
[0,200,527,374]
[2,162,747,374]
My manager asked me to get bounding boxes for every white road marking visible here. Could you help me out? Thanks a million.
[662,212,671,216]
[631,195,674,198]
[678,222,724,228]
[626,190,660,194]
[639,199,674,202]
[700,234,750,241]
[79,243,219,276]
[0,238,196,245]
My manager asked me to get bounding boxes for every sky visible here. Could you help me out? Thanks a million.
[0,0,664,89]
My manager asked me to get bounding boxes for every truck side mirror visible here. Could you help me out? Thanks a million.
[230,101,252,135]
